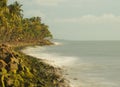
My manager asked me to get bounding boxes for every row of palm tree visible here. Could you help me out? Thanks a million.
[0,0,52,42]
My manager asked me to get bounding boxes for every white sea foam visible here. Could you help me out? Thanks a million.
[22,46,81,87]
[22,47,78,67]
[53,41,62,46]
[22,45,120,87]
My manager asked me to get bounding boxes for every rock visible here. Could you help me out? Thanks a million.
[0,60,7,70]
[0,44,71,87]
[73,78,78,80]
[8,62,18,72]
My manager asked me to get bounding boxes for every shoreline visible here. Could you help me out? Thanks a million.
[0,41,71,87]
[22,42,82,87]
[16,42,71,87]
[21,43,76,87]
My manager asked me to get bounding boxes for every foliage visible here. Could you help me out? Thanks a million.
[0,0,53,42]
[0,1,71,87]
[0,44,69,87]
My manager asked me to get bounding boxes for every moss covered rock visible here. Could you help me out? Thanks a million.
[0,44,34,86]
[0,44,70,87]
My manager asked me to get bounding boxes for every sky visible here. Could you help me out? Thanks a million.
[8,0,120,40]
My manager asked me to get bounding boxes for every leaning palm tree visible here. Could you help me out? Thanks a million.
[8,1,23,25]
[8,1,23,41]
[0,0,9,25]
[0,0,9,41]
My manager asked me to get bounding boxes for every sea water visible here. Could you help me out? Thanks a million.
[22,40,120,87]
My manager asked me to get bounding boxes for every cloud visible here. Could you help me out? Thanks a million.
[9,0,67,6]
[54,14,120,25]
[8,0,68,17]
[24,10,46,19]
[52,14,120,40]
[35,0,67,6]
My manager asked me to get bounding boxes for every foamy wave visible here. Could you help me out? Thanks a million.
[22,46,119,87]
[40,53,78,67]
[22,47,80,87]
[23,50,78,68]
[53,42,62,46]
[22,46,46,53]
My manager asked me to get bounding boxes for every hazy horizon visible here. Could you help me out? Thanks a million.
[9,0,120,40]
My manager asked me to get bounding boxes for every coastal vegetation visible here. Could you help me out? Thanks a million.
[0,44,69,87]
[0,0,70,87]
[0,0,52,43]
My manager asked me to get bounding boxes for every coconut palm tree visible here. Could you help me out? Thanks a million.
[0,0,10,41]
[8,1,23,25]
[8,1,23,41]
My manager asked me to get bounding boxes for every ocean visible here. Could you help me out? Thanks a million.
[22,40,120,87]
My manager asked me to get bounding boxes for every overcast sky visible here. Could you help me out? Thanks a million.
[9,0,120,40]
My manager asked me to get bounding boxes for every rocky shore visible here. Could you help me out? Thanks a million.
[0,44,70,87]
